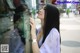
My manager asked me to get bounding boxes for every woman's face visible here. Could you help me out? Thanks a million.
[38,9,45,20]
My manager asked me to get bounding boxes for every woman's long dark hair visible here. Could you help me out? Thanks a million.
[42,4,60,43]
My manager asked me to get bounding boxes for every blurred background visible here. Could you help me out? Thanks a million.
[0,0,80,53]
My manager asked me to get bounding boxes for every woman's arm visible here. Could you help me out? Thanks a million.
[32,39,40,53]
[30,18,40,53]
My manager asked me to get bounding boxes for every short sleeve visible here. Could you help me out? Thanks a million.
[40,28,60,53]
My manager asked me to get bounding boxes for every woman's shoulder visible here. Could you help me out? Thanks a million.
[48,28,60,39]
[42,28,60,47]
[51,28,58,31]
[50,28,59,35]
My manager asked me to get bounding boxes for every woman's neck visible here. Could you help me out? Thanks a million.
[41,20,44,29]
[37,20,44,42]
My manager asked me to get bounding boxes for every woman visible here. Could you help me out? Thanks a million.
[30,4,60,53]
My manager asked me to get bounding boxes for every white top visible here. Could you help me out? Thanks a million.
[37,28,60,53]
